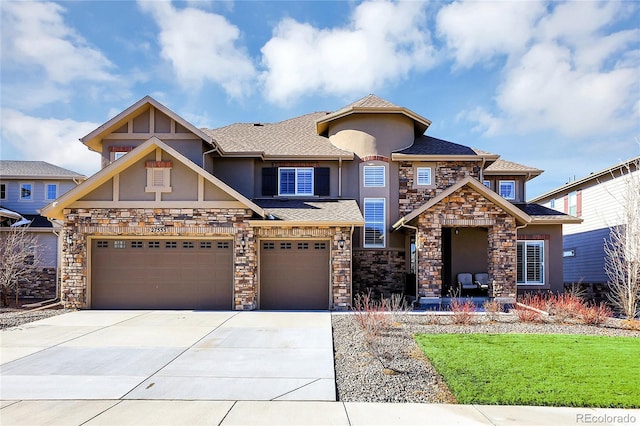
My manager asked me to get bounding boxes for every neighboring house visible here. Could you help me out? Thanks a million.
[0,161,86,299]
[530,156,640,296]
[41,95,580,310]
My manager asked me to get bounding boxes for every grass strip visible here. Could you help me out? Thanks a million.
[415,333,640,408]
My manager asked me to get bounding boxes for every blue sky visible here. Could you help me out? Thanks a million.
[1,0,638,199]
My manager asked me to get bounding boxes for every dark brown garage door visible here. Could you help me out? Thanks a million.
[91,239,233,310]
[260,240,330,310]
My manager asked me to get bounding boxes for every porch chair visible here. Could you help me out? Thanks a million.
[456,273,476,296]
[474,273,490,294]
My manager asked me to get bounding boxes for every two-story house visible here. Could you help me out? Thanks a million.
[41,95,580,310]
[530,156,640,298]
[0,161,86,299]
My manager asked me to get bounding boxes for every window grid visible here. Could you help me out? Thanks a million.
[263,242,275,250]
[182,241,194,249]
[297,242,309,250]
[148,241,160,248]
[131,241,143,248]
[499,180,516,200]
[165,241,177,249]
[114,241,125,249]
[364,198,385,248]
[280,242,292,250]
[97,241,108,248]
[314,242,326,250]
[45,183,58,200]
[363,166,385,187]
[217,242,230,249]
[200,242,212,249]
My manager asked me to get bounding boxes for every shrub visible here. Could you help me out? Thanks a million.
[352,291,391,336]
[483,299,503,322]
[546,293,585,323]
[514,304,544,323]
[449,298,476,325]
[578,302,613,326]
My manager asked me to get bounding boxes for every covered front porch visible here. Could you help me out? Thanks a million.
[394,177,531,301]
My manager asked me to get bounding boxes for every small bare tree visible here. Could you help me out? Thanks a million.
[0,226,40,307]
[604,158,640,318]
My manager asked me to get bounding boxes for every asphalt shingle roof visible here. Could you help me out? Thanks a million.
[253,199,364,224]
[0,161,85,179]
[394,135,495,156]
[485,159,543,174]
[513,203,568,217]
[203,113,352,158]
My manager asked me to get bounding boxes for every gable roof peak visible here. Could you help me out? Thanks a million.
[316,94,431,136]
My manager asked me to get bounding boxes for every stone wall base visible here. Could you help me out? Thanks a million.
[11,268,58,299]
[353,249,407,298]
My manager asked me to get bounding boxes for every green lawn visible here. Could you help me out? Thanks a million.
[415,334,640,408]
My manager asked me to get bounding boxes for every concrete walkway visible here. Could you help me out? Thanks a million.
[0,310,335,401]
[1,400,638,425]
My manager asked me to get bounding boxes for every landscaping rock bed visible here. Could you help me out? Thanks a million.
[331,312,640,403]
[0,305,75,330]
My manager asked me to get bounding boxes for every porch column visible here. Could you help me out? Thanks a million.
[487,216,517,298]
[417,214,442,297]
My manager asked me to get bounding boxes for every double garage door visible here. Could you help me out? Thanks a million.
[90,238,331,310]
[91,238,233,310]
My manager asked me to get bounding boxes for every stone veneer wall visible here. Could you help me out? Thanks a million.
[62,207,254,309]
[352,249,407,298]
[61,208,353,310]
[399,161,481,216]
[416,186,517,298]
[12,268,57,299]
[255,226,353,309]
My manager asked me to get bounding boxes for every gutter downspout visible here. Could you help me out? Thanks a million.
[202,138,220,172]
[338,158,343,197]
[480,157,486,182]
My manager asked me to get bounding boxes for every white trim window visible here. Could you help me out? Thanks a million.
[517,241,544,285]
[19,182,33,201]
[364,198,385,248]
[279,167,313,196]
[499,180,516,200]
[45,183,58,200]
[416,167,432,186]
[483,180,491,188]
[568,191,577,216]
[363,165,385,187]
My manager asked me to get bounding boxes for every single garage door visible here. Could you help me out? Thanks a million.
[91,238,233,310]
[260,240,330,310]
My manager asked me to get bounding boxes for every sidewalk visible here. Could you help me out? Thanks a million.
[1,400,638,426]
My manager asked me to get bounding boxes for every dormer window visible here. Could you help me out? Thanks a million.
[499,180,516,200]
[145,161,172,193]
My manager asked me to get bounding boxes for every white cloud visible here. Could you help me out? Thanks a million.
[260,0,436,105]
[138,1,256,98]
[0,1,115,84]
[0,109,101,177]
[448,1,639,138]
[436,1,546,68]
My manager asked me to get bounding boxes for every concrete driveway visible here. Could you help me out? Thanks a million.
[0,311,335,401]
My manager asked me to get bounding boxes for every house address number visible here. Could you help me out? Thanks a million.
[150,226,167,233]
